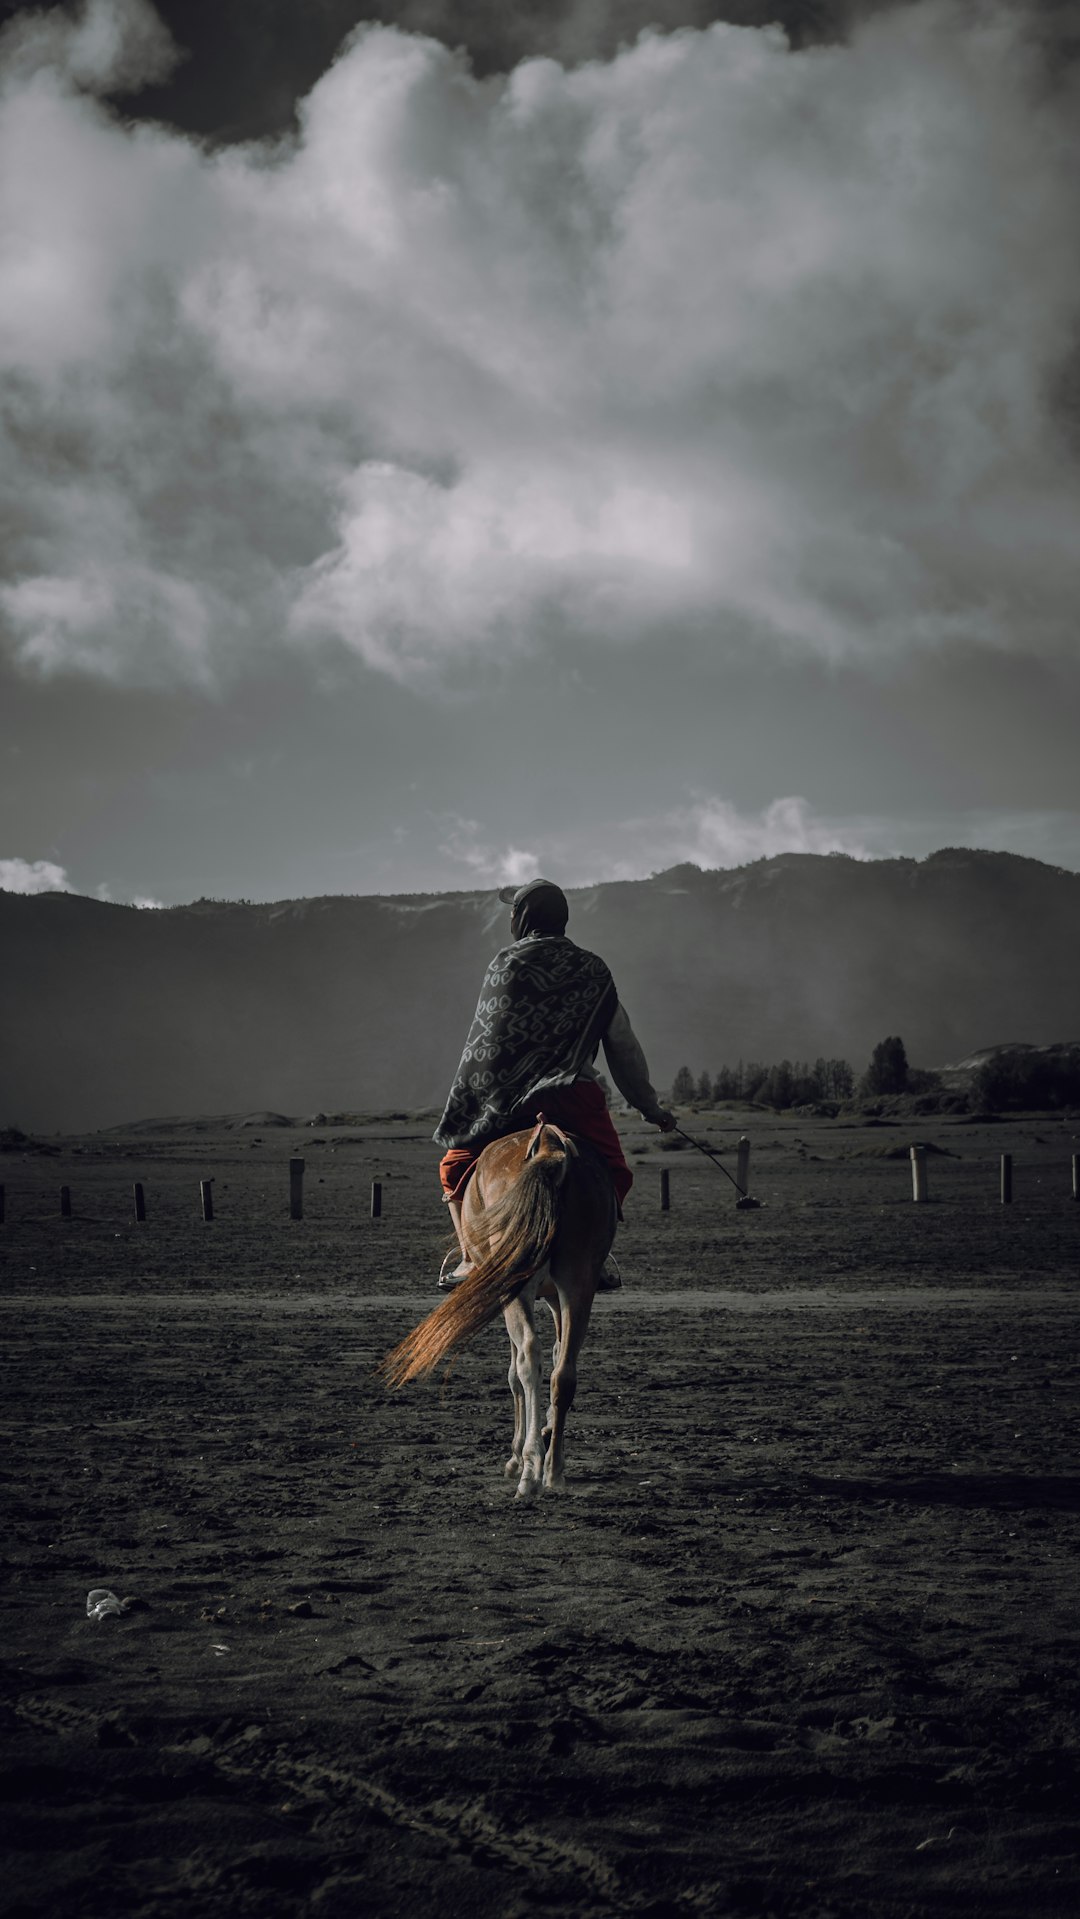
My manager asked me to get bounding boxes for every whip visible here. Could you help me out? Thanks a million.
[672,1127,764,1209]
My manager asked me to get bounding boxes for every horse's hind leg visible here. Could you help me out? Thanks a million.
[504,1294,545,1500]
[542,1295,563,1445]
[544,1287,593,1492]
[504,1314,526,1479]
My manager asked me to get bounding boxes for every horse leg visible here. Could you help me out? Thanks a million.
[542,1293,563,1445]
[504,1307,526,1479]
[505,1288,545,1499]
[543,1283,594,1492]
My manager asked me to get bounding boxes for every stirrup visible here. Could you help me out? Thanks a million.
[437,1249,473,1292]
[597,1253,622,1293]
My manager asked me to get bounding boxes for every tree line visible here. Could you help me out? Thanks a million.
[670,1037,929,1109]
[669,1057,855,1109]
[668,1034,1080,1113]
[969,1045,1080,1112]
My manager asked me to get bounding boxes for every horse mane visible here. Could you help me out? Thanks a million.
[378,1146,570,1388]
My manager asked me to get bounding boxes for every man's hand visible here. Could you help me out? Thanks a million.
[655,1109,677,1133]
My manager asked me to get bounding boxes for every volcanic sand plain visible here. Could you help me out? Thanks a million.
[2,1109,1079,1918]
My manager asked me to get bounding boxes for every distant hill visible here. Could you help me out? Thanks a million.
[936,1040,1080,1108]
[2,849,1078,1133]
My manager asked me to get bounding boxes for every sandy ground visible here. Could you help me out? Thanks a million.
[2,1110,1079,1917]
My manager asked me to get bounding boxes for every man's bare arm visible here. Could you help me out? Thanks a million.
[601,1002,676,1129]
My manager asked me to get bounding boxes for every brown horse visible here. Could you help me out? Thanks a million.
[379,1117,617,1498]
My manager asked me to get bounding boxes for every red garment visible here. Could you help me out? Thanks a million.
[438,1078,633,1209]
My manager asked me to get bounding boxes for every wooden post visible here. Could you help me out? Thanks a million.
[133,1182,146,1222]
[370,1179,382,1219]
[660,1167,670,1211]
[736,1136,751,1197]
[910,1145,928,1203]
[200,1178,214,1222]
[60,1185,72,1218]
[289,1157,305,1221]
[1000,1154,1012,1205]
[1073,1154,1079,1202]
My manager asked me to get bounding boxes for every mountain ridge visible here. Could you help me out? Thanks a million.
[3,849,1078,1132]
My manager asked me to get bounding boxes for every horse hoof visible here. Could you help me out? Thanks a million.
[515,1474,541,1501]
[504,1456,522,1478]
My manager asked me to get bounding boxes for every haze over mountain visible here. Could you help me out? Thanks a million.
[2,849,1077,1134]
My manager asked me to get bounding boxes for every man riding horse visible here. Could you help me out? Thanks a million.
[434,877,676,1287]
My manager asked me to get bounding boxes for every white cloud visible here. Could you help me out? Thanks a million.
[0,856,73,893]
[438,815,541,886]
[90,877,165,906]
[631,795,874,872]
[0,855,163,903]
[435,798,1080,890]
[1,2,1079,687]
[0,0,177,94]
[438,794,873,888]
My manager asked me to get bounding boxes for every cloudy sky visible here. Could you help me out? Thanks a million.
[1,0,1078,906]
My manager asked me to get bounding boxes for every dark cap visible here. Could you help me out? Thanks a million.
[498,877,569,919]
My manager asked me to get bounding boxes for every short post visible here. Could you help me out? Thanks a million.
[200,1178,214,1222]
[1073,1154,1079,1202]
[1000,1154,1012,1205]
[60,1185,72,1218]
[133,1181,146,1222]
[370,1179,382,1219]
[910,1145,928,1203]
[736,1136,751,1197]
[660,1167,670,1212]
[289,1157,305,1221]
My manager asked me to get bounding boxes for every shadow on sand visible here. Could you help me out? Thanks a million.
[801,1470,1080,1512]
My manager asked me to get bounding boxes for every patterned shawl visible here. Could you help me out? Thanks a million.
[434,935,618,1149]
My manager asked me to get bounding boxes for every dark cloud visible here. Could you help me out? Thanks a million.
[3,2,1079,691]
[2,0,1078,897]
[92,0,884,139]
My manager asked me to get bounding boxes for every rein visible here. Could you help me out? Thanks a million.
[673,1127,763,1209]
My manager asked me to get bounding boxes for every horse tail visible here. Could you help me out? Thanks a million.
[378,1151,567,1388]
